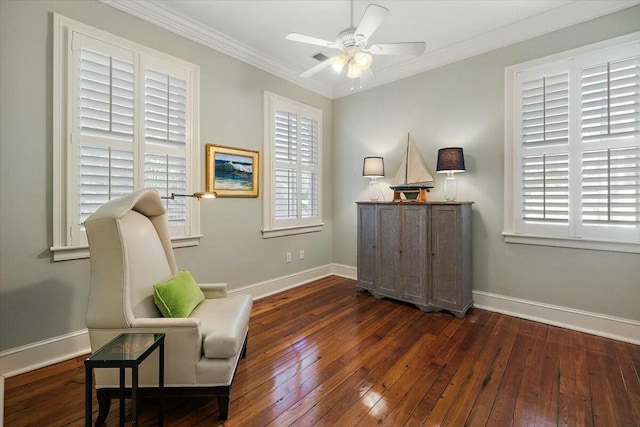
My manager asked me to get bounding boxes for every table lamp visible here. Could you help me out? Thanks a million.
[436,148,465,201]
[363,157,385,201]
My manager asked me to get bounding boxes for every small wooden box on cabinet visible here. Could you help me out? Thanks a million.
[356,201,473,318]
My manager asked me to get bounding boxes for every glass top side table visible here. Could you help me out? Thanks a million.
[85,333,165,426]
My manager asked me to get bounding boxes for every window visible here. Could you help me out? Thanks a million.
[504,33,640,253]
[263,92,323,238]
[52,15,200,260]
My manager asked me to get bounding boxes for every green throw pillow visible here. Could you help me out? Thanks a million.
[153,270,205,318]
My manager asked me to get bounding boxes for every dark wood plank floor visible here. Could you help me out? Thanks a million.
[5,276,640,426]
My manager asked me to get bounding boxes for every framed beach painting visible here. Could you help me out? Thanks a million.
[206,144,259,197]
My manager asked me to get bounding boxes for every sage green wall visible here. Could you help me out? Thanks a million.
[332,6,640,321]
[0,0,333,351]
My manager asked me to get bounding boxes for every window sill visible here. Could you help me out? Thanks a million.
[262,224,324,239]
[502,232,640,254]
[50,234,203,261]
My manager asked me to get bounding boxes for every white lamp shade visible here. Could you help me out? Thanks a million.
[330,54,347,73]
[347,60,363,79]
[354,51,373,71]
[363,157,385,177]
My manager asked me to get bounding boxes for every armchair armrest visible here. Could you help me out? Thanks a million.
[131,317,201,328]
[130,317,203,381]
[199,282,228,299]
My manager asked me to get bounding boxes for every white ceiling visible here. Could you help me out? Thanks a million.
[103,0,639,99]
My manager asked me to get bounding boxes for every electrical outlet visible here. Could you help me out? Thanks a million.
[286,252,292,263]
[299,249,305,260]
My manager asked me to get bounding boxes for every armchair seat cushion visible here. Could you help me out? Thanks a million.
[192,293,253,359]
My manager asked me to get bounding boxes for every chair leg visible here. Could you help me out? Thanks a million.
[240,333,248,359]
[95,389,111,426]
[218,395,230,420]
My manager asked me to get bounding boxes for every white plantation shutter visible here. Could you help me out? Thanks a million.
[53,18,200,256]
[144,69,186,149]
[72,35,137,240]
[508,35,640,249]
[581,148,640,225]
[264,92,322,235]
[144,153,187,226]
[143,67,189,229]
[521,73,570,149]
[300,117,319,218]
[79,146,134,227]
[300,170,318,218]
[79,48,134,141]
[520,70,570,228]
[274,111,297,162]
[275,169,297,219]
[522,153,570,223]
[274,111,298,220]
[581,58,640,143]
[578,49,640,242]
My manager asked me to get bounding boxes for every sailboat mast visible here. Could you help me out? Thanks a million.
[404,133,410,185]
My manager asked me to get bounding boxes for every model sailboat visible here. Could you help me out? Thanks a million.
[390,133,434,202]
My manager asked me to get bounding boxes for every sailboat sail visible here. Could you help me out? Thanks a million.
[392,135,434,186]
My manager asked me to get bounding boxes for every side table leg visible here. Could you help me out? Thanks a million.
[159,341,165,426]
[85,364,92,427]
[119,368,125,426]
[132,367,139,426]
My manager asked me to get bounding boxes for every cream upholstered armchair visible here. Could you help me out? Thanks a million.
[85,188,252,423]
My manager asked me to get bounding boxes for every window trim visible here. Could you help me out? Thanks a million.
[504,31,640,254]
[262,91,323,239]
[52,14,201,260]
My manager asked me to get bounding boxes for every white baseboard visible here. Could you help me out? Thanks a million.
[226,263,356,300]
[473,290,640,345]
[2,265,637,380]
[0,329,91,378]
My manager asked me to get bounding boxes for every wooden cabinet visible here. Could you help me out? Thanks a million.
[356,201,473,318]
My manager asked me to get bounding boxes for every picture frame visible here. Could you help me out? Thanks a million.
[205,144,259,197]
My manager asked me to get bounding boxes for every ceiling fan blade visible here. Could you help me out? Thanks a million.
[285,33,338,49]
[300,59,332,78]
[368,42,426,56]
[354,4,389,41]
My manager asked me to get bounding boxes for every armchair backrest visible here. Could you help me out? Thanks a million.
[85,189,179,329]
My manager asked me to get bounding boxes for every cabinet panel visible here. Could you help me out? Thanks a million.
[430,205,461,309]
[399,206,428,304]
[357,204,377,291]
[377,205,400,297]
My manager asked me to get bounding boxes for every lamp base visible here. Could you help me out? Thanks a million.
[443,174,458,201]
[368,180,381,201]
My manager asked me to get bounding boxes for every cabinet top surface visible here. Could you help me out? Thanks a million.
[356,201,474,205]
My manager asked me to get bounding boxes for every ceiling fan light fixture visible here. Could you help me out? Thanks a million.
[330,54,347,73]
[347,60,363,79]
[354,51,373,70]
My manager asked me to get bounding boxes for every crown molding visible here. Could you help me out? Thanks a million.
[101,0,638,100]
[100,0,333,98]
[332,0,640,98]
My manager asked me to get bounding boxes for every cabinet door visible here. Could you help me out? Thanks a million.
[399,205,428,305]
[357,204,377,290]
[377,204,400,297]
[430,205,462,311]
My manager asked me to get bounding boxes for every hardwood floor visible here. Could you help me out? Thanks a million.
[5,275,640,426]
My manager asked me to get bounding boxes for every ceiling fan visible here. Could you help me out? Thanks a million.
[285,1,426,83]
